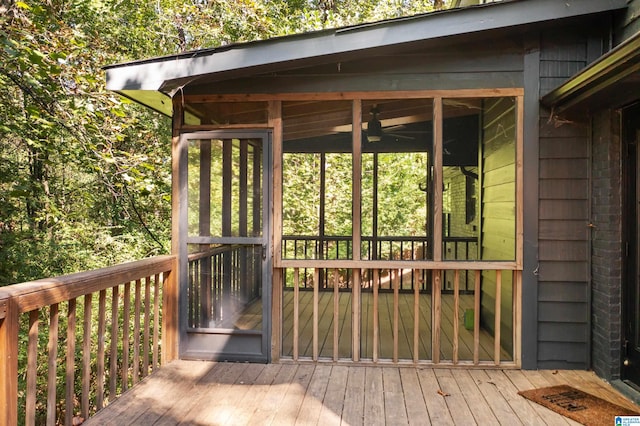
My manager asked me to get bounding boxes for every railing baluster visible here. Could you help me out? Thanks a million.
[373,268,379,363]
[432,272,441,364]
[333,268,339,362]
[109,286,119,399]
[143,277,151,377]
[494,270,502,365]
[26,310,39,426]
[474,270,481,365]
[313,268,319,361]
[133,280,141,384]
[96,290,106,410]
[453,270,460,365]
[393,269,399,363]
[47,303,59,425]
[82,294,92,420]
[413,269,420,363]
[65,298,76,426]
[153,274,160,369]
[293,268,299,361]
[122,282,131,392]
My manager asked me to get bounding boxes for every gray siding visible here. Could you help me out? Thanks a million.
[536,30,594,369]
[615,0,640,44]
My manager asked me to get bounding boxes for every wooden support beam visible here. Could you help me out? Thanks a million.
[352,100,362,261]
[433,98,443,262]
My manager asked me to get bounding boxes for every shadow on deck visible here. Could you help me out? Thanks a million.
[85,360,640,425]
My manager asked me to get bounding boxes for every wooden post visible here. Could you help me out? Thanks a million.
[162,263,179,363]
[170,96,184,361]
[433,98,443,262]
[269,100,283,361]
[0,297,19,426]
[352,100,362,261]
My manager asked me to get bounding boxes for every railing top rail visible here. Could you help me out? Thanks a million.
[0,255,176,316]
[281,235,477,242]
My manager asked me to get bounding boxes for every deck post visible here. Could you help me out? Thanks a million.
[162,261,179,363]
[0,296,18,426]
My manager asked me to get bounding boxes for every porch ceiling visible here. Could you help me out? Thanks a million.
[104,0,627,116]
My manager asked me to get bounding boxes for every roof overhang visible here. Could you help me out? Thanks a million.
[541,31,640,116]
[104,0,627,116]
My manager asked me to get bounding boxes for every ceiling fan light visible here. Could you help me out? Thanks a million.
[367,110,382,142]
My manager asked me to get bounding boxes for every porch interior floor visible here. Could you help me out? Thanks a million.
[85,360,640,426]
[281,290,510,363]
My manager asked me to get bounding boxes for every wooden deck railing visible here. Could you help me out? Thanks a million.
[0,255,177,426]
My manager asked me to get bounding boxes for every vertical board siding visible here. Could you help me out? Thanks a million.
[536,30,592,369]
[480,97,516,356]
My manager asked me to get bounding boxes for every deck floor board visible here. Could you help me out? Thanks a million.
[85,360,640,425]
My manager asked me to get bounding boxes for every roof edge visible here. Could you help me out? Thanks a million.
[105,0,628,94]
[541,31,640,113]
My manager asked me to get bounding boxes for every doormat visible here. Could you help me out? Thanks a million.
[518,385,640,426]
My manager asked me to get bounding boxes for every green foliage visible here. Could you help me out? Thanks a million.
[0,0,454,286]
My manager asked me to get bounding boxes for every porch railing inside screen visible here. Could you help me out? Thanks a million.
[0,255,176,426]
[187,245,262,329]
[279,236,517,367]
[281,266,518,367]
[282,235,479,292]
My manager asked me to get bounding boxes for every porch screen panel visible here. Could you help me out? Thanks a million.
[281,101,354,360]
[443,97,516,361]
[360,99,433,263]
[281,101,353,261]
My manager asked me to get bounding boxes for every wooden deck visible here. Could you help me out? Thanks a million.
[85,360,640,425]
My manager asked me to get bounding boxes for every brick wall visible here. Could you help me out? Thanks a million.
[590,108,623,380]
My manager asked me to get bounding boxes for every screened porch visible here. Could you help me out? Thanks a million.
[179,91,523,366]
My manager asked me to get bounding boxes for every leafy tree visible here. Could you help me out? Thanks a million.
[0,0,457,285]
